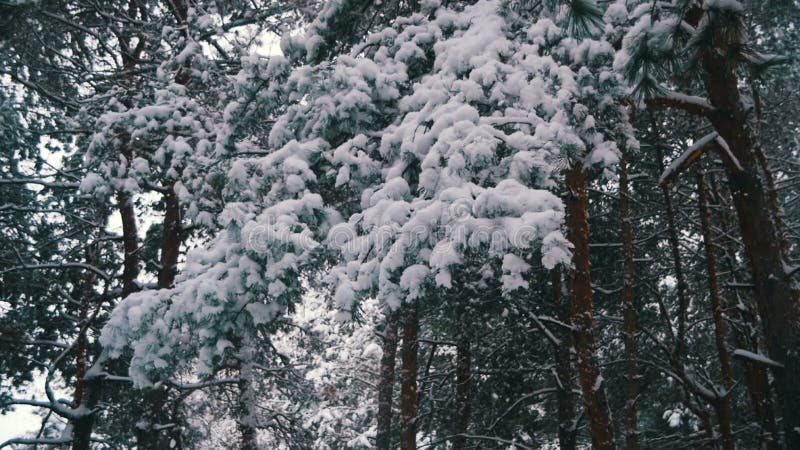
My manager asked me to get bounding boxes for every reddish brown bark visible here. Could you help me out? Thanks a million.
[754,143,789,255]
[650,10,800,444]
[708,173,780,449]
[74,188,136,450]
[135,2,190,447]
[135,190,181,442]
[72,247,97,409]
[376,314,399,450]
[696,169,735,450]
[158,183,181,289]
[703,54,800,450]
[551,268,577,450]
[116,5,144,299]
[70,248,100,450]
[73,45,142,448]
[157,0,187,291]
[656,143,690,361]
[117,187,140,298]
[619,156,641,450]
[564,165,615,450]
[399,304,419,450]
[71,379,102,450]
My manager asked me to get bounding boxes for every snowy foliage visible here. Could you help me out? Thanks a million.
[100,0,635,388]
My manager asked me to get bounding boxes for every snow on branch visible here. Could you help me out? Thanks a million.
[166,377,241,390]
[449,435,535,450]
[0,437,72,449]
[0,263,111,281]
[487,388,558,431]
[659,132,744,186]
[711,135,744,172]
[733,349,785,368]
[0,436,107,449]
[0,337,69,349]
[0,398,66,411]
[0,178,80,189]
[646,91,716,117]
[659,132,718,187]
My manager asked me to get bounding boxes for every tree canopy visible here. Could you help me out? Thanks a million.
[1,0,799,448]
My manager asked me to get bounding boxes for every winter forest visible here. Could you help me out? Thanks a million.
[1,0,800,448]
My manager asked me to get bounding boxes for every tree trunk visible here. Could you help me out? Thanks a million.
[376,313,399,450]
[564,165,615,450]
[551,268,577,450]
[158,183,181,289]
[656,145,690,361]
[117,54,141,299]
[134,185,184,449]
[452,335,471,450]
[709,172,780,449]
[399,304,419,450]
[72,247,97,409]
[696,169,736,450]
[74,188,137,449]
[754,144,789,254]
[703,54,800,447]
[619,156,641,450]
[71,378,102,450]
[718,153,798,445]
[238,361,258,450]
[135,3,191,447]
[725,262,780,450]
[117,186,139,298]
[71,248,99,450]
[134,386,173,448]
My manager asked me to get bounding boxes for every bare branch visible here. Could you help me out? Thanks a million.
[0,263,111,281]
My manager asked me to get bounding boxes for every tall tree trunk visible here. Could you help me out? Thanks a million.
[702,53,800,447]
[117,185,139,298]
[117,47,141,299]
[376,313,399,450]
[134,386,172,448]
[75,3,149,447]
[655,134,729,444]
[237,360,258,450]
[419,343,437,438]
[73,188,136,450]
[452,335,471,450]
[72,247,96,409]
[135,186,183,449]
[551,268,577,450]
[134,3,191,448]
[696,169,736,450]
[71,247,99,450]
[399,304,419,450]
[564,165,615,450]
[725,265,780,450]
[754,144,789,254]
[709,172,781,449]
[158,183,181,289]
[71,380,102,450]
[619,156,641,450]
[656,145,690,361]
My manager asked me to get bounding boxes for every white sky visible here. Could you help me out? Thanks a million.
[0,374,53,443]
[0,407,42,443]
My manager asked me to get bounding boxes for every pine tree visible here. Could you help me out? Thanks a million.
[615,1,800,445]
